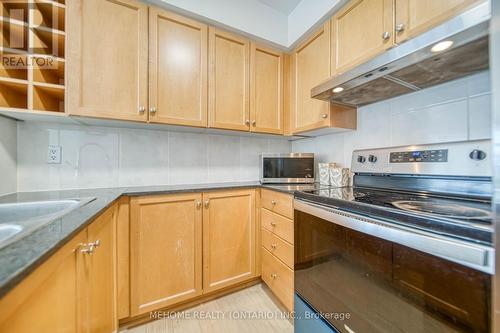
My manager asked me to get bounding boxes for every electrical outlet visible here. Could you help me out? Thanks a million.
[48,145,62,164]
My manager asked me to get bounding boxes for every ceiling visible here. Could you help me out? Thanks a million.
[258,0,302,14]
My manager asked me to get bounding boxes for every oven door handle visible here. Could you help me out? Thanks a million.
[294,199,495,274]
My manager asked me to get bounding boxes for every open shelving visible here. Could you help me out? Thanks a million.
[0,0,66,115]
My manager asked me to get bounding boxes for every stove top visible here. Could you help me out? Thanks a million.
[295,187,493,245]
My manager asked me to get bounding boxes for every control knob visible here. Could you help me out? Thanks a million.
[357,155,366,163]
[469,149,486,161]
[368,155,377,163]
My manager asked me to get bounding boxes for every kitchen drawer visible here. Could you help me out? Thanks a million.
[262,247,294,312]
[261,208,294,244]
[261,189,293,219]
[262,227,293,269]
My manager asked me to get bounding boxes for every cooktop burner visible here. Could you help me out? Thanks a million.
[296,187,493,244]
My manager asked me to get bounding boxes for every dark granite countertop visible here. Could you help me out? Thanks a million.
[0,181,329,298]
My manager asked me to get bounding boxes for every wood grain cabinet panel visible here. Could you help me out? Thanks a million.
[290,23,332,134]
[130,193,203,316]
[208,28,250,131]
[395,0,485,43]
[331,0,394,76]
[261,247,294,312]
[149,8,208,127]
[67,0,148,121]
[82,205,118,333]
[203,189,256,292]
[250,43,284,134]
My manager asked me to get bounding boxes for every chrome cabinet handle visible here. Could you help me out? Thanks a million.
[271,200,276,205]
[270,244,277,249]
[270,222,277,227]
[270,273,278,279]
[204,200,210,208]
[321,113,328,119]
[252,120,256,126]
[149,107,157,114]
[382,31,391,40]
[80,244,95,255]
[89,240,101,248]
[196,201,202,209]
[395,23,405,32]
[138,106,145,114]
[245,120,250,125]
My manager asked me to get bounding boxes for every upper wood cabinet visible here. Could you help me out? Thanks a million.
[203,189,256,292]
[149,9,208,127]
[67,0,148,122]
[208,28,250,131]
[130,193,203,316]
[331,0,394,76]
[290,23,332,134]
[394,0,485,43]
[250,43,284,134]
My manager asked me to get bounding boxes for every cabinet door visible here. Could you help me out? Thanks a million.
[395,0,484,43]
[331,0,394,75]
[130,193,203,316]
[0,232,86,333]
[84,205,117,333]
[291,23,331,134]
[203,189,256,292]
[208,28,250,131]
[250,43,283,134]
[67,0,148,121]
[149,9,208,127]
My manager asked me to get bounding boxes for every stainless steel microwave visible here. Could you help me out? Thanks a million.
[260,153,315,184]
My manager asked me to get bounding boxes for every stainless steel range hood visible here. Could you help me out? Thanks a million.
[312,2,491,107]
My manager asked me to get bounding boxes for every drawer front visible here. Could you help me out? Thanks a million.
[262,247,294,312]
[261,208,294,244]
[261,189,293,219]
[262,227,294,269]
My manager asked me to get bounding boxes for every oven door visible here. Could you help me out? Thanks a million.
[294,199,492,333]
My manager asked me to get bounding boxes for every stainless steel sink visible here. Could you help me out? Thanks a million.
[0,197,96,248]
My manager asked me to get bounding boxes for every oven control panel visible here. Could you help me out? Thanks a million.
[390,149,448,163]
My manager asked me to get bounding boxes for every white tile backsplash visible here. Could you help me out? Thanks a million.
[16,123,291,191]
[0,116,17,195]
[292,72,493,169]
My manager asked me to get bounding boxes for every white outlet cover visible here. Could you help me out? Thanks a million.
[48,145,62,164]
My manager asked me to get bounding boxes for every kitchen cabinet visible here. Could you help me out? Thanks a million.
[67,0,149,122]
[290,23,331,134]
[0,204,118,333]
[394,0,485,43]
[250,43,284,134]
[203,189,256,292]
[331,0,394,76]
[130,193,203,316]
[149,8,208,127]
[208,28,251,131]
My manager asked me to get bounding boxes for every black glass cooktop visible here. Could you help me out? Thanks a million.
[295,187,493,245]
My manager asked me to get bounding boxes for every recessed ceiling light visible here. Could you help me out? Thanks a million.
[332,87,344,93]
[431,40,454,53]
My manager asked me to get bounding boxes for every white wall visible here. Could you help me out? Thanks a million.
[16,123,291,192]
[0,117,17,195]
[292,72,492,169]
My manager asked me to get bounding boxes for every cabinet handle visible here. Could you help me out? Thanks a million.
[395,23,405,33]
[204,200,210,208]
[138,106,145,114]
[252,120,256,126]
[321,113,328,119]
[149,107,157,114]
[271,273,278,279]
[271,200,276,205]
[382,31,391,40]
[80,244,95,255]
[270,222,277,227]
[89,239,101,248]
[270,244,277,249]
[196,201,202,209]
[245,120,250,126]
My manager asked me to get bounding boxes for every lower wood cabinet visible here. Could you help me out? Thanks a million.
[0,204,118,333]
[203,189,256,292]
[129,193,203,316]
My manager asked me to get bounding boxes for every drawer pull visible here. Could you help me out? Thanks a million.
[270,244,277,249]
[270,222,277,227]
[270,273,278,279]
[271,200,277,205]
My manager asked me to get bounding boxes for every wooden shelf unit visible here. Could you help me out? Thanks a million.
[0,0,66,113]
